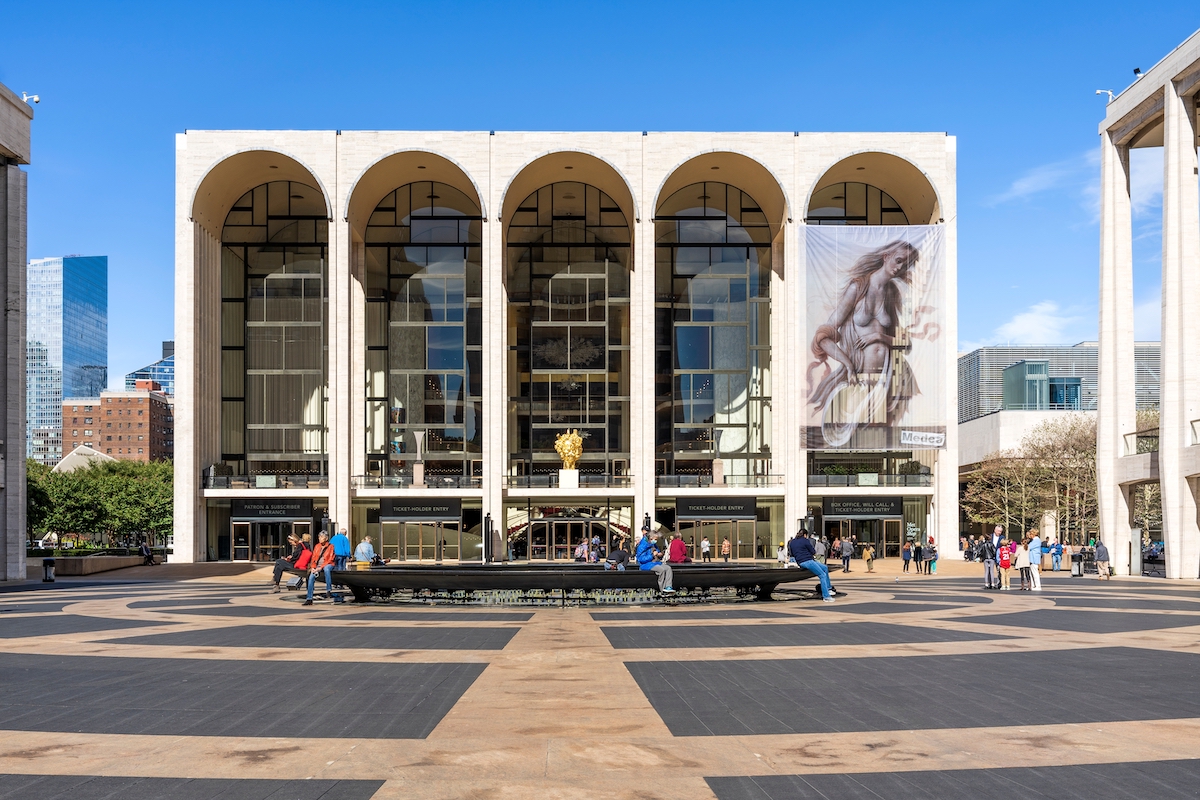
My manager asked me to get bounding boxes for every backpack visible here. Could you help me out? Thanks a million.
[294,548,312,570]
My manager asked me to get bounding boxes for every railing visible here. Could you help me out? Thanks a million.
[655,475,785,488]
[204,475,329,489]
[807,474,933,487]
[1124,431,1160,456]
[505,474,634,488]
[352,475,482,489]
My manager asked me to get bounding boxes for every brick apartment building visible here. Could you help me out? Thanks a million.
[62,380,174,462]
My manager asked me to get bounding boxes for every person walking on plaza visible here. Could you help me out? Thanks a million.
[926,537,938,574]
[840,537,854,573]
[636,525,675,593]
[789,528,834,603]
[701,535,712,563]
[912,538,924,574]
[997,536,1012,590]
[863,543,876,573]
[902,540,912,572]
[271,533,306,593]
[813,535,827,564]
[1028,529,1043,591]
[1015,538,1032,591]
[721,537,731,563]
[777,541,787,564]
[980,533,998,590]
[1094,540,1111,580]
[304,531,341,606]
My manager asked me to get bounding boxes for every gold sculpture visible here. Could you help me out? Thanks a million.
[554,429,583,470]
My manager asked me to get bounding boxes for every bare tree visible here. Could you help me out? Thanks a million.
[1022,415,1098,545]
[962,449,1044,536]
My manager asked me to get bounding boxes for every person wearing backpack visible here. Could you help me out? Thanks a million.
[979,535,999,590]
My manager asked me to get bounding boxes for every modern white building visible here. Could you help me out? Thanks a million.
[175,130,958,564]
[1098,29,1200,579]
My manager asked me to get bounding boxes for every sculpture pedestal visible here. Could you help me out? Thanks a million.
[711,458,725,486]
[412,463,426,488]
[559,469,579,490]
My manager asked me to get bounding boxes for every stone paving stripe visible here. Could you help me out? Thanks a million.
[104,624,519,650]
[627,646,1200,736]
[0,602,74,614]
[1050,596,1200,612]
[0,653,485,739]
[0,774,385,799]
[151,605,310,617]
[809,601,963,615]
[0,616,175,639]
[128,598,233,609]
[341,610,534,622]
[956,609,1200,633]
[603,621,1008,649]
[591,608,794,621]
[705,758,1200,799]
[886,592,993,604]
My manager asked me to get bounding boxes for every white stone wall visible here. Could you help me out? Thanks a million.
[1098,31,1200,578]
[174,129,958,562]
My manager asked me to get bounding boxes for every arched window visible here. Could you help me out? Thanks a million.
[654,182,772,481]
[220,181,328,477]
[806,182,909,225]
[363,182,483,483]
[507,182,631,477]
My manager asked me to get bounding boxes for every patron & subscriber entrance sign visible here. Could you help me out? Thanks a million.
[231,499,313,520]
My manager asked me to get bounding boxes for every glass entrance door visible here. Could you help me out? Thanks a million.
[251,522,287,563]
[380,521,401,561]
[883,519,902,558]
[405,522,439,561]
[232,522,251,561]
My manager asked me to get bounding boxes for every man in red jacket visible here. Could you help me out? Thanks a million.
[666,532,690,563]
[303,531,342,606]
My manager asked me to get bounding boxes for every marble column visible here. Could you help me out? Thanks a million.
[1097,129,1136,574]
[1160,84,1200,579]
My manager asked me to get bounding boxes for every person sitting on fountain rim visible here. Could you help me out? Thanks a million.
[788,528,835,603]
[635,524,675,593]
[605,540,631,571]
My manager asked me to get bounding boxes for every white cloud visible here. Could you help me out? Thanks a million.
[959,300,1090,353]
[1129,147,1163,217]
[987,149,1097,209]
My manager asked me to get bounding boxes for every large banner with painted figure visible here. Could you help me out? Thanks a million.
[804,225,945,450]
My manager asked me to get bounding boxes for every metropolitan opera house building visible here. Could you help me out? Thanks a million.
[174,130,957,564]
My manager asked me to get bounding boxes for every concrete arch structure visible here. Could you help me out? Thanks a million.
[190,149,333,233]
[804,150,942,225]
[654,150,790,232]
[1097,29,1200,579]
[500,150,639,232]
[343,149,486,233]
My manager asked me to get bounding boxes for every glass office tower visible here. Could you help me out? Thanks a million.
[26,255,108,465]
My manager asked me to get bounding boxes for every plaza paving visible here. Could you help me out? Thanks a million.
[0,560,1198,798]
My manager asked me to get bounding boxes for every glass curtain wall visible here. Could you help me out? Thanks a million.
[507,183,631,477]
[221,181,328,477]
[654,182,772,481]
[363,182,483,482]
[806,182,909,225]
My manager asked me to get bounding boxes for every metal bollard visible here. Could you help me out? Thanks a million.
[42,558,55,583]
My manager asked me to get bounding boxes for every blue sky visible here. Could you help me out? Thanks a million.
[0,1,1192,386]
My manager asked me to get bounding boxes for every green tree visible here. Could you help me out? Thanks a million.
[25,459,52,538]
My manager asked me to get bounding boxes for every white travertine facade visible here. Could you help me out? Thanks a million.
[0,82,32,580]
[175,130,957,564]
[1098,29,1200,578]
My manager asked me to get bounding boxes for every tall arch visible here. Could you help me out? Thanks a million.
[504,178,631,477]
[191,150,332,235]
[805,151,940,225]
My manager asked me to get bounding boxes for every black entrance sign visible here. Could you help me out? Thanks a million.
[231,499,313,519]
[381,498,462,521]
[822,497,903,517]
[675,497,756,520]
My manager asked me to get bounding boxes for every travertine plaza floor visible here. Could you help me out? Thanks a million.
[1,558,1200,799]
